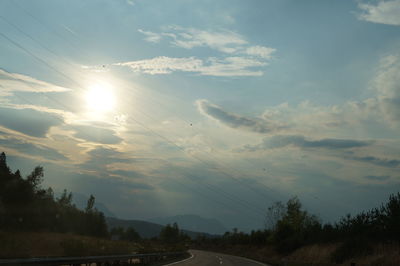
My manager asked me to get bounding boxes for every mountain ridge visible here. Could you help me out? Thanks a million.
[149,214,228,235]
[106,217,218,239]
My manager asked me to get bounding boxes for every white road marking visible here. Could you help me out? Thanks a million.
[162,251,195,266]
[239,256,269,266]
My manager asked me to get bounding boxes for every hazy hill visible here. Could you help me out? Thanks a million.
[149,214,227,235]
[106,217,216,239]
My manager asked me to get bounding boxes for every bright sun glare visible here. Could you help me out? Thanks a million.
[85,83,116,115]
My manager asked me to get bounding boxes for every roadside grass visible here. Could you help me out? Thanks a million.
[193,242,400,266]
[0,231,140,258]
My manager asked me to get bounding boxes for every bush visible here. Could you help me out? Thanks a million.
[331,237,373,263]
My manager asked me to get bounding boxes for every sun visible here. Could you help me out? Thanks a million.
[85,83,116,114]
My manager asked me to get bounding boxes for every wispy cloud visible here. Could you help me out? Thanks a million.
[115,56,202,75]
[161,26,247,53]
[127,26,276,77]
[371,55,400,125]
[138,29,162,43]
[238,135,372,152]
[245,46,276,59]
[126,0,135,6]
[70,124,123,145]
[138,26,275,57]
[358,0,400,26]
[364,175,390,181]
[0,69,70,94]
[0,107,64,138]
[0,133,67,161]
[353,155,400,168]
[114,56,267,76]
[196,99,284,133]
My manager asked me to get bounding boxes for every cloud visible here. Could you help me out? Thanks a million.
[163,26,247,53]
[130,26,276,77]
[0,136,67,161]
[245,46,276,59]
[239,135,372,152]
[0,107,64,138]
[0,69,70,94]
[77,147,152,191]
[371,55,400,125]
[72,172,154,193]
[109,169,144,179]
[138,29,162,43]
[115,56,202,74]
[358,0,400,26]
[353,156,400,168]
[139,26,276,57]
[83,147,132,168]
[126,0,135,6]
[364,175,390,181]
[197,99,283,133]
[114,56,267,76]
[70,124,123,144]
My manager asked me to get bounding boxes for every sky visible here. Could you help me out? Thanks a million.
[0,0,400,232]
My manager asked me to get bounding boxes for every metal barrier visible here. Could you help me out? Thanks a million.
[0,251,187,266]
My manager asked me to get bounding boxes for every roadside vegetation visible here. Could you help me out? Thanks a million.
[1,150,399,264]
[0,152,188,258]
[194,194,400,265]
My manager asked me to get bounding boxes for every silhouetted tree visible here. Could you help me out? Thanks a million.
[0,152,108,238]
[85,195,95,212]
[160,223,181,244]
[265,201,285,230]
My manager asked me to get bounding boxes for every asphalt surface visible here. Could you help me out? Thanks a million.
[164,250,269,266]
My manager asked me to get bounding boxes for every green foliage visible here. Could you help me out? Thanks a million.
[160,223,180,244]
[110,226,141,242]
[61,238,88,256]
[60,236,137,257]
[0,152,108,238]
[159,223,189,244]
[272,197,321,254]
[124,227,141,242]
[331,237,373,263]
[85,195,95,213]
[265,201,285,230]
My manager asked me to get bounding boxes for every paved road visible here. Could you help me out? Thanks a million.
[164,250,269,266]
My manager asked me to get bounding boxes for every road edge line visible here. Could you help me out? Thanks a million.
[162,251,194,266]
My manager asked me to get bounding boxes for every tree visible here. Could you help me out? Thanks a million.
[124,227,141,242]
[26,166,44,192]
[57,189,73,207]
[0,152,109,237]
[0,152,10,174]
[271,197,321,253]
[265,201,286,230]
[160,223,181,244]
[85,195,95,212]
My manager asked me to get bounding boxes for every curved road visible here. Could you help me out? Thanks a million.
[165,250,269,266]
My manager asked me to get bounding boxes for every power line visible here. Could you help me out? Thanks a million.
[0,9,347,217]
[0,31,270,221]
[1,4,285,204]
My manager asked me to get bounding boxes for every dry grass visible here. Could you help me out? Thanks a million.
[286,243,339,264]
[0,231,140,258]
[195,242,400,266]
[345,242,400,266]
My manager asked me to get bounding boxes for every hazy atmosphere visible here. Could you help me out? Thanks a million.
[1,0,400,232]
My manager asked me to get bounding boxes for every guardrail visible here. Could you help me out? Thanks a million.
[0,251,187,266]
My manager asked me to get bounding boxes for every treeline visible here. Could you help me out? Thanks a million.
[0,151,190,248]
[0,152,108,237]
[195,194,400,263]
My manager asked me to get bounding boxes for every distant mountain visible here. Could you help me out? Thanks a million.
[106,217,216,239]
[70,192,116,218]
[149,214,227,235]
